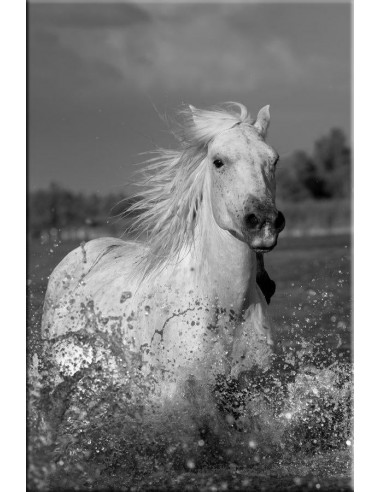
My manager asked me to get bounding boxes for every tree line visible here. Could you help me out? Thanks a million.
[28,128,351,237]
[276,128,351,202]
[28,184,133,238]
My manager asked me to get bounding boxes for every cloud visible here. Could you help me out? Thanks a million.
[36,4,307,97]
[29,2,151,29]
[28,3,152,105]
[30,2,348,108]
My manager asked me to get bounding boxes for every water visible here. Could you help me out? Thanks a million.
[27,236,352,491]
[27,325,352,490]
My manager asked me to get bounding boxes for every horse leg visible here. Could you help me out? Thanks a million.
[230,300,274,379]
[256,252,276,304]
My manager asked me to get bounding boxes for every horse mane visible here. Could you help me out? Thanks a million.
[126,102,254,277]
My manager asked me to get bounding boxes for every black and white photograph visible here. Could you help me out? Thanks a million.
[26,1,353,490]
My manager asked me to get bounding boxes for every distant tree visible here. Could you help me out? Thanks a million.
[277,128,351,201]
[28,189,54,236]
[294,150,329,199]
[47,183,80,228]
[277,152,314,202]
[83,193,102,225]
[313,128,351,198]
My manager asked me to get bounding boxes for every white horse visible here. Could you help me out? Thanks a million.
[41,102,285,407]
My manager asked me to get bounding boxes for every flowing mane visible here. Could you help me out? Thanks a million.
[126,102,254,276]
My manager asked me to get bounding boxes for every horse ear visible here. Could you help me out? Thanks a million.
[253,105,270,138]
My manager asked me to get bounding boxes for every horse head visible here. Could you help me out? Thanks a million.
[201,105,285,252]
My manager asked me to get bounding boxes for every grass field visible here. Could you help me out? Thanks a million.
[27,232,352,491]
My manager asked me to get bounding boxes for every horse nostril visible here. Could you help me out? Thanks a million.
[274,211,285,231]
[245,213,259,230]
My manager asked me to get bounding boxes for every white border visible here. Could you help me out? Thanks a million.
[0,1,26,491]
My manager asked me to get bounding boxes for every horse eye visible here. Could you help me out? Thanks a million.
[213,159,224,169]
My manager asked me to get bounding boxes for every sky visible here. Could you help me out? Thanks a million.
[28,1,352,195]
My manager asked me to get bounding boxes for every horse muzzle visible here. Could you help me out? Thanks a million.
[242,209,285,252]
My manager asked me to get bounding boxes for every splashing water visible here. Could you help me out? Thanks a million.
[27,237,352,491]
[28,326,352,490]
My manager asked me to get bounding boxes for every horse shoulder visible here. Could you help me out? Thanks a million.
[41,237,140,339]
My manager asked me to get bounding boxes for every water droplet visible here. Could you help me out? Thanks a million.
[120,291,132,303]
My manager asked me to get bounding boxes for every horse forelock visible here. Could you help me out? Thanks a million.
[125,102,252,277]
[179,102,253,146]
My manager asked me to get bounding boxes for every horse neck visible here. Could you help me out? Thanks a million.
[191,188,257,311]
